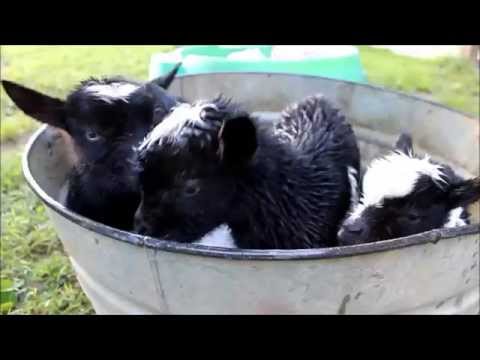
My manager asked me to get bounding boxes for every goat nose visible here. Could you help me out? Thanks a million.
[338,221,368,246]
[344,222,365,235]
[200,105,219,121]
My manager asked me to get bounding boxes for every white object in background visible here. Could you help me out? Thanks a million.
[227,48,267,60]
[271,46,358,60]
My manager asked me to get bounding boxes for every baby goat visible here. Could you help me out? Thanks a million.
[338,133,480,245]
[134,94,360,249]
[2,64,181,230]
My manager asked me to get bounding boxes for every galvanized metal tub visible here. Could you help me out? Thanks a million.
[23,73,480,314]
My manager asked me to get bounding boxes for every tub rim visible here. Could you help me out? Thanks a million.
[22,72,480,261]
[173,72,479,119]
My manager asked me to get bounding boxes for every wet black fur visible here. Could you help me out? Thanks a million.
[136,94,360,249]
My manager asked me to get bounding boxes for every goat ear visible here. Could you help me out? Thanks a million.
[394,133,414,155]
[218,114,257,168]
[2,80,66,129]
[145,82,178,113]
[448,177,480,208]
[149,62,182,90]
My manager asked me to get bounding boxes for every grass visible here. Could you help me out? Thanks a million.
[358,46,479,117]
[1,150,94,314]
[0,45,479,315]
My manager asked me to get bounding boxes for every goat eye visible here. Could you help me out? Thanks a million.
[406,214,421,223]
[85,130,101,142]
[183,181,200,197]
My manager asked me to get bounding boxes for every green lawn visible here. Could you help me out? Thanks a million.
[1,151,93,314]
[358,46,479,117]
[1,46,479,314]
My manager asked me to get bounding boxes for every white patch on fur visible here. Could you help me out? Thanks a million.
[193,224,237,248]
[361,151,445,206]
[84,82,139,104]
[444,207,467,228]
[347,151,446,221]
[347,166,359,210]
[346,203,369,222]
[138,102,217,151]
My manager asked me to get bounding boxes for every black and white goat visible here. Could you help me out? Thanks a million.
[338,133,480,245]
[1,64,181,230]
[134,94,360,249]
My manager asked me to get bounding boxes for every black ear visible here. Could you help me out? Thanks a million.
[218,114,257,168]
[149,62,182,90]
[448,177,480,208]
[395,133,414,155]
[144,83,178,120]
[2,80,66,129]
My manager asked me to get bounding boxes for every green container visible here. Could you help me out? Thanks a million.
[178,45,273,58]
[149,45,366,83]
